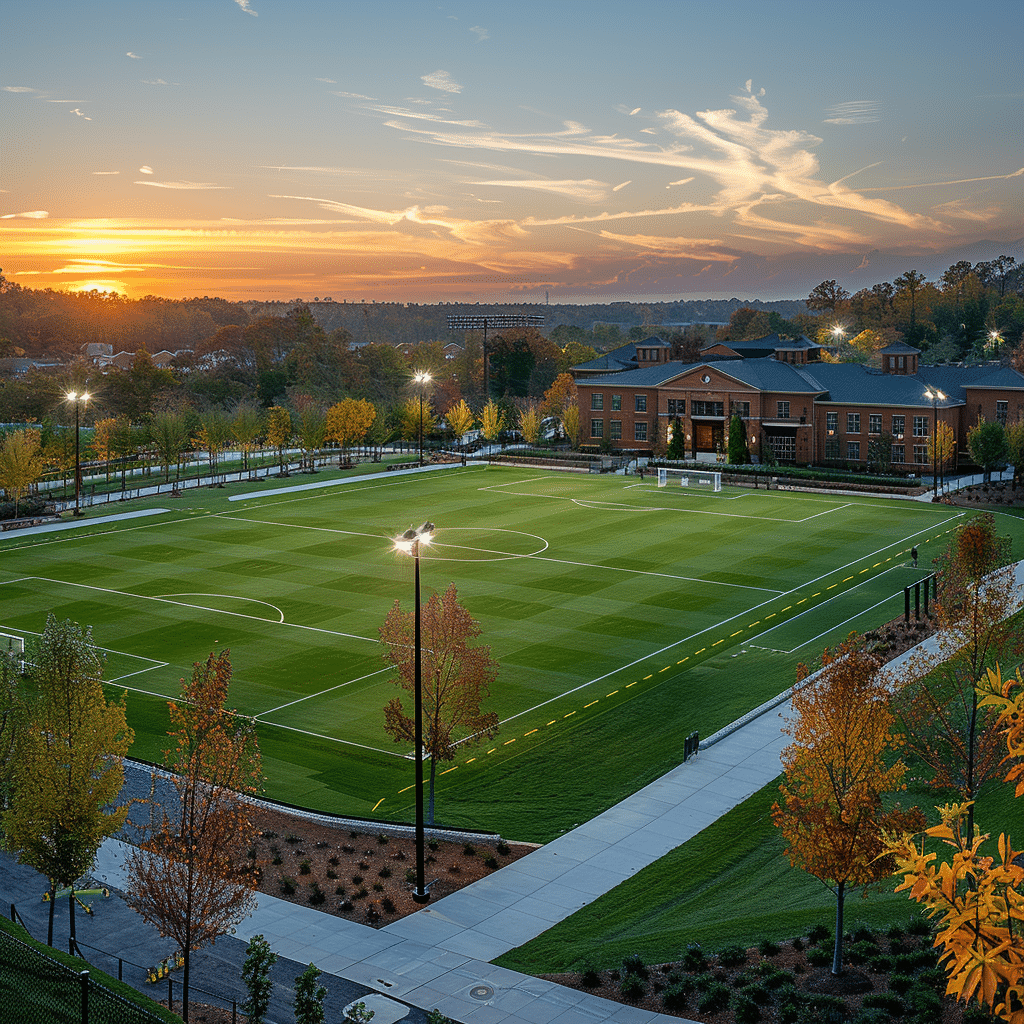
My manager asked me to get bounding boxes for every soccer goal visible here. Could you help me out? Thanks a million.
[0,632,26,673]
[657,467,722,491]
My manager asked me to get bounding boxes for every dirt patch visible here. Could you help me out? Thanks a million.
[247,805,534,928]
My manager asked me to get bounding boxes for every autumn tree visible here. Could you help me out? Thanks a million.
[265,405,292,472]
[380,582,499,823]
[478,400,504,443]
[297,403,327,471]
[326,397,376,459]
[1008,420,1024,488]
[126,650,262,1023]
[898,513,1021,840]
[0,647,25,814]
[444,399,474,444]
[193,410,231,481]
[886,664,1024,1023]
[2,616,134,948]
[560,401,581,449]
[542,372,577,419]
[772,635,923,975]
[230,402,264,472]
[149,411,192,483]
[931,420,957,484]
[806,279,851,314]
[0,427,44,516]
[398,396,436,444]
[91,416,118,482]
[518,403,542,446]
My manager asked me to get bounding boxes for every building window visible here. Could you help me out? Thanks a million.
[611,394,621,411]
[590,419,603,438]
[892,445,906,464]
[847,441,861,461]
[730,401,749,418]
[635,395,647,412]
[825,439,840,460]
[826,411,838,435]
[913,416,929,437]
[692,401,724,417]
[634,421,648,442]
[892,415,905,437]
[869,414,882,434]
[898,356,905,369]
[997,400,1008,425]
[777,401,790,419]
[610,420,622,440]
[914,444,928,464]
[591,393,603,411]
[667,398,685,416]
[847,413,861,434]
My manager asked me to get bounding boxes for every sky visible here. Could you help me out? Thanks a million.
[2,0,1022,305]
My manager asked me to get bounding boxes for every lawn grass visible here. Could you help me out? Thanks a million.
[3,466,1022,841]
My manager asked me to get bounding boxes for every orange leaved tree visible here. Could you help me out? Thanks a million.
[126,651,262,1023]
[772,635,923,975]
[380,582,499,823]
[886,664,1024,1023]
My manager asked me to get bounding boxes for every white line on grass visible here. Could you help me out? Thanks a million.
[257,665,394,716]
[251,719,405,758]
[152,593,286,623]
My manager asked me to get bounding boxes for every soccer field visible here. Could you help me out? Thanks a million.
[3,466,1017,841]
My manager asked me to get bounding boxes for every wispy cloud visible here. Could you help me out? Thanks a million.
[470,26,489,42]
[126,52,142,59]
[234,0,258,16]
[421,71,462,94]
[612,181,631,192]
[824,101,880,125]
[860,167,1024,191]
[470,178,611,201]
[71,108,92,120]
[141,79,169,86]
[0,210,48,219]
[316,77,337,84]
[135,180,229,189]
[3,85,36,93]
[139,166,154,174]
[92,170,120,175]
[330,90,376,101]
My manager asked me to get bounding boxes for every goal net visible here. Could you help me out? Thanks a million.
[0,632,26,673]
[657,467,722,492]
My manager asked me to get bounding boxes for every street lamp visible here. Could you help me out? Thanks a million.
[924,388,946,499]
[393,520,435,904]
[413,371,432,466]
[65,390,91,516]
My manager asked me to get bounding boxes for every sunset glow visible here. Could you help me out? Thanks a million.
[2,1,1021,303]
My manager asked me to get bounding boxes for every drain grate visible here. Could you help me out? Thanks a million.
[469,985,494,1001]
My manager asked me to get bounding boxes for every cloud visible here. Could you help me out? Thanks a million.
[330,90,376,101]
[234,0,258,15]
[824,101,880,125]
[471,178,612,202]
[126,52,142,59]
[139,166,154,174]
[316,78,337,84]
[71,108,92,120]
[92,170,120,175]
[135,180,229,189]
[612,181,631,192]
[0,210,48,219]
[470,26,489,42]
[421,71,462,94]
[3,86,36,93]
[629,107,641,116]
[141,79,169,85]
[860,166,1024,191]
[931,198,1001,222]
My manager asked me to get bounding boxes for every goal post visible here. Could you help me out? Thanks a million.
[0,632,26,673]
[657,467,722,491]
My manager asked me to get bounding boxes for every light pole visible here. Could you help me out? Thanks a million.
[414,371,431,466]
[394,520,434,904]
[65,390,91,515]
[924,388,945,499]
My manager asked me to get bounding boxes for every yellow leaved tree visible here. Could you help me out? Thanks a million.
[479,400,504,442]
[885,664,1024,1023]
[326,398,376,460]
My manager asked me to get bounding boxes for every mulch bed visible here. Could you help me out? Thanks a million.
[247,805,534,928]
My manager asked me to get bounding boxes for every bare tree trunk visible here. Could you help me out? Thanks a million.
[832,880,845,975]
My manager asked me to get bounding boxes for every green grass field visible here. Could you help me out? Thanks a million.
[3,465,1020,841]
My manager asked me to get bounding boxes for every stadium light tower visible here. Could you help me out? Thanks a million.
[393,520,435,903]
[924,388,946,499]
[65,390,91,516]
[446,313,545,398]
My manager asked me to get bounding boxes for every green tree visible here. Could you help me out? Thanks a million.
[2,616,134,948]
[265,406,292,472]
[241,934,277,1024]
[0,648,25,815]
[230,402,264,472]
[294,963,327,1024]
[667,417,687,460]
[126,650,262,1023]
[1007,420,1024,487]
[726,413,749,464]
[0,428,44,516]
[381,582,499,823]
[806,280,850,314]
[194,410,232,481]
[968,420,1009,482]
[148,411,191,483]
[297,403,327,471]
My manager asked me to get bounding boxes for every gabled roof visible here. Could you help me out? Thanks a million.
[880,341,921,354]
[572,337,668,374]
[580,357,825,393]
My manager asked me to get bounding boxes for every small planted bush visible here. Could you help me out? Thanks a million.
[806,946,831,967]
[697,981,731,1013]
[463,843,476,856]
[382,897,396,913]
[326,869,338,880]
[335,884,346,896]
[619,973,645,1001]
[308,882,325,906]
[496,841,510,855]
[483,855,499,869]
[328,854,340,866]
[733,993,761,1024]
[299,859,311,875]
[807,924,831,943]
[621,953,647,978]
[757,938,779,957]
[717,944,747,968]
[428,839,439,851]
[681,943,707,970]
[279,876,297,895]
[861,991,906,1015]
[285,833,302,844]
[578,963,600,989]
[661,983,689,1013]
[378,866,392,879]
[351,874,363,885]
[377,833,389,845]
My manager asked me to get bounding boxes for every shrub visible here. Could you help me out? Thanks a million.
[358,860,370,870]
[308,882,325,906]
[279,876,297,895]
[342,844,355,853]
[339,899,353,911]
[286,833,302,844]
[661,983,688,1012]
[621,953,647,978]
[619,973,646,1001]
[447,864,461,874]
[579,964,601,989]
[299,859,311,875]
[378,866,392,879]
[791,937,804,952]
[372,882,384,893]
[851,1010,893,1024]
[717,944,747,968]
[758,938,780,956]
[272,851,283,866]
[335,885,346,896]
[428,839,439,851]
[905,916,931,937]
[886,923,905,940]
[806,946,831,967]
[406,868,417,884]
[697,981,731,1013]
[849,923,877,944]
[888,972,915,996]
[427,1011,454,1024]
[681,944,707,970]
[962,1004,997,1023]
[906,984,943,1017]
[846,940,878,965]
[868,953,892,973]
[807,924,831,943]
[382,897,396,913]
[463,843,476,856]
[496,841,510,855]
[483,855,499,869]
[377,833,389,845]
[861,991,905,1015]
[351,874,363,885]
[356,886,368,899]
[733,993,761,1024]
[739,982,772,1006]
[328,855,340,866]
[241,934,277,1024]
[349,830,358,839]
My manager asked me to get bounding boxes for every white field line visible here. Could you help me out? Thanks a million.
[152,593,285,623]
[623,482,750,502]
[257,665,395,717]
[251,719,405,759]
[214,513,385,542]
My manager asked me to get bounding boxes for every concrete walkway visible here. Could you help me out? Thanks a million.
[82,554,1024,1024]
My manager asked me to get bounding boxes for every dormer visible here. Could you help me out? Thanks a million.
[634,337,672,367]
[880,341,919,375]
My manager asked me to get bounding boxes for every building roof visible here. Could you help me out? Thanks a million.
[880,341,921,354]
[580,357,825,393]
[572,337,669,374]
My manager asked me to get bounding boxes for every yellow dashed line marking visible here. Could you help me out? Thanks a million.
[873,562,881,568]
[488,748,496,754]
[399,784,414,794]
[677,657,689,665]
[827,584,837,590]
[731,630,743,637]
[643,674,653,680]
[607,690,619,697]
[626,681,638,688]
[748,621,760,627]
[564,712,576,718]
[796,599,806,605]
[372,798,385,812]
[547,721,556,726]
[782,605,792,611]
[859,568,869,574]
[585,699,599,707]
[712,639,724,646]
[811,593,820,598]
[843,576,854,582]
[696,648,706,654]
[503,739,516,745]
[441,766,458,774]
[524,730,537,737]
[765,613,776,619]
[466,757,476,763]
[658,666,669,673]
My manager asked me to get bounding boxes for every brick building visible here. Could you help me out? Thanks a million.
[572,338,1024,469]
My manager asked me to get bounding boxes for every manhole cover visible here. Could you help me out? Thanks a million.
[470,985,494,1001]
